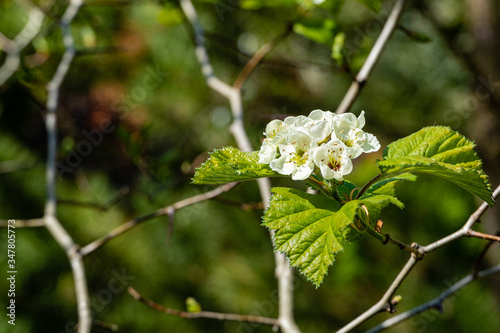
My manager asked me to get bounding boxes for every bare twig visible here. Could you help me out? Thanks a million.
[467,230,500,242]
[472,239,497,278]
[365,263,500,333]
[336,254,420,333]
[92,319,119,332]
[42,1,90,333]
[179,1,300,332]
[0,2,45,85]
[79,182,237,256]
[0,218,44,227]
[422,184,500,253]
[339,184,500,332]
[233,26,292,90]
[335,0,408,114]
[128,286,280,326]
[386,236,420,255]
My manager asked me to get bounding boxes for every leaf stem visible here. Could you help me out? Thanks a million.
[356,173,382,199]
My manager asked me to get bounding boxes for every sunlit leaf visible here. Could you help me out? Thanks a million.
[377,126,494,206]
[192,147,279,184]
[293,17,337,45]
[263,187,403,287]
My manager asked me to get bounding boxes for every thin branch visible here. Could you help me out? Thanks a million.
[365,263,500,333]
[42,1,89,333]
[79,182,237,256]
[0,218,44,227]
[0,3,45,85]
[233,26,292,90]
[472,239,497,278]
[335,0,408,114]
[92,319,119,332]
[339,184,500,332]
[386,236,420,255]
[336,255,419,333]
[179,1,300,332]
[422,184,500,253]
[467,230,500,242]
[128,286,280,326]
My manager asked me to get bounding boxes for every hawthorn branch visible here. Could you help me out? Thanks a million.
[0,218,45,227]
[42,1,90,333]
[422,184,500,253]
[336,254,420,333]
[0,2,45,85]
[79,182,237,256]
[335,0,408,114]
[180,1,299,331]
[338,184,500,332]
[365,263,500,333]
[128,286,280,326]
[233,25,292,90]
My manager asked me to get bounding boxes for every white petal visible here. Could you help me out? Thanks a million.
[360,133,380,153]
[292,164,314,180]
[258,144,278,164]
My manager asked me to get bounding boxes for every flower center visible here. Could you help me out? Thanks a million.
[327,156,341,171]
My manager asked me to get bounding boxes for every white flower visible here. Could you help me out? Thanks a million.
[258,109,380,182]
[313,139,352,181]
[306,109,335,143]
[258,119,290,164]
[332,111,380,158]
[269,131,316,180]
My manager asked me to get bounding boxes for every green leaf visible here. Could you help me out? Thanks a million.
[186,297,201,313]
[192,147,279,185]
[378,126,494,206]
[331,32,346,66]
[293,17,337,45]
[336,180,360,201]
[262,188,403,287]
[366,173,417,197]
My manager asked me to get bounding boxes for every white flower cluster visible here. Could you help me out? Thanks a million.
[258,110,380,181]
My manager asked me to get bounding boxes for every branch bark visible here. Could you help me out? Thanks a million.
[365,263,500,333]
[79,182,237,256]
[338,184,500,332]
[0,2,45,85]
[179,1,299,331]
[128,286,280,326]
[0,218,44,227]
[43,1,90,332]
[335,0,408,114]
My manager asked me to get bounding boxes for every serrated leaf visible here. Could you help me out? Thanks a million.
[192,147,279,184]
[378,126,494,206]
[262,188,403,287]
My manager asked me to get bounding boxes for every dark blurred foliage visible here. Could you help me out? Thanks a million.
[0,0,499,332]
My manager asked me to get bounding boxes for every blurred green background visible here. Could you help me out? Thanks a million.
[1,0,499,332]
